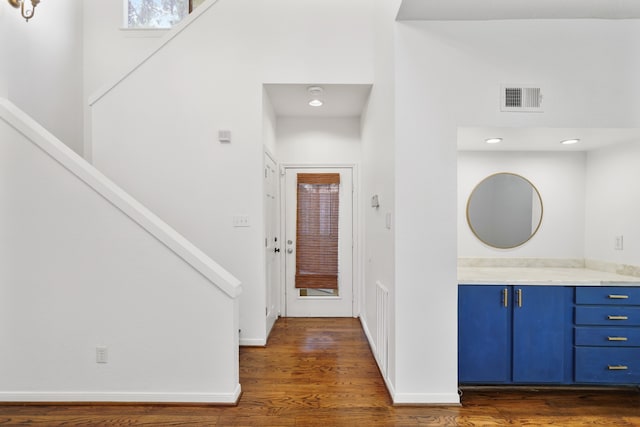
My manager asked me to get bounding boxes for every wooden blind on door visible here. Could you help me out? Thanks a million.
[295,173,340,290]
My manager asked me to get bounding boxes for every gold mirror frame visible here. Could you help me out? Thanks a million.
[466,172,543,249]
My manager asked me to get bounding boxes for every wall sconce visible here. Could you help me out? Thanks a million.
[8,0,40,22]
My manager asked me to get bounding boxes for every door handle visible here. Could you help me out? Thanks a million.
[274,248,280,253]
[517,289,523,308]
[287,248,293,254]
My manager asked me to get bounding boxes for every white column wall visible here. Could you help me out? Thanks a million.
[359,0,400,397]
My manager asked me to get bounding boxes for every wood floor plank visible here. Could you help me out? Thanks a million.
[1,317,640,425]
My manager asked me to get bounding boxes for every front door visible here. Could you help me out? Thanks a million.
[283,167,353,317]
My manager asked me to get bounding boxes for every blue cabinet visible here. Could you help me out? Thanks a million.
[458,285,510,383]
[459,285,571,384]
[574,287,640,385]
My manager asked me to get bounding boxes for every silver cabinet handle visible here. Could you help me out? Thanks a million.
[517,289,523,308]
[608,365,629,370]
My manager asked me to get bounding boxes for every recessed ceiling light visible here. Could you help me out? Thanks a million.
[560,138,580,145]
[307,86,324,107]
[485,138,502,144]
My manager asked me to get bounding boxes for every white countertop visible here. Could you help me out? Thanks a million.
[458,267,640,286]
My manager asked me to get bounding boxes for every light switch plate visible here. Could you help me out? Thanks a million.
[233,215,250,227]
[218,130,231,143]
[96,346,108,364]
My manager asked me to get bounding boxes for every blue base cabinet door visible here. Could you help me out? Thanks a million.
[512,286,569,383]
[459,285,571,384]
[459,285,511,383]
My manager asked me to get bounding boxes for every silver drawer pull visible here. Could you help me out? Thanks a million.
[608,294,629,299]
[608,336,628,341]
[608,315,629,320]
[608,365,629,370]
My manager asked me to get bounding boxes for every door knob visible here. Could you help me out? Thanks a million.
[287,248,293,254]
[274,248,280,253]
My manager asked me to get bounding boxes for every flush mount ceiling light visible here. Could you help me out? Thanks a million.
[7,0,40,22]
[560,138,580,145]
[485,138,503,144]
[307,86,324,107]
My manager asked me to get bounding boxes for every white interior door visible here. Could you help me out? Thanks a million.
[264,153,280,331]
[284,167,353,317]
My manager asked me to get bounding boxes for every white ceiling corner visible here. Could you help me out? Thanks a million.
[397,0,640,21]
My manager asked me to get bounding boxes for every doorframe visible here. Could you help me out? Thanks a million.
[279,163,361,318]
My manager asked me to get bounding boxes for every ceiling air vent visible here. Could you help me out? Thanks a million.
[501,85,543,112]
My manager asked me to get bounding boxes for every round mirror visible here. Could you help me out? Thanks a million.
[466,173,543,249]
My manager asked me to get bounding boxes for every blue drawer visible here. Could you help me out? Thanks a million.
[575,347,640,384]
[575,327,640,347]
[576,287,640,306]
[575,306,640,326]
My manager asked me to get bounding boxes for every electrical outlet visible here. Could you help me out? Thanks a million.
[615,235,624,251]
[96,346,108,364]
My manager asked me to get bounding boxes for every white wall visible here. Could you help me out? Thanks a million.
[83,0,168,99]
[0,99,240,402]
[90,0,375,346]
[0,6,7,98]
[585,141,640,266]
[359,0,399,398]
[262,89,277,156]
[395,19,640,403]
[83,0,167,159]
[276,117,362,164]
[458,151,586,259]
[1,0,84,154]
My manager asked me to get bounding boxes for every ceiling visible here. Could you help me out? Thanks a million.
[397,0,640,21]
[264,84,372,118]
[457,127,640,151]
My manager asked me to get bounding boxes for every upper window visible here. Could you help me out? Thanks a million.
[127,0,191,29]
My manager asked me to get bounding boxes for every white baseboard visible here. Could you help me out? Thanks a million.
[240,337,266,346]
[0,384,242,404]
[392,392,461,406]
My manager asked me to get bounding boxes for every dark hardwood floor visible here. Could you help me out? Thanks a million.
[1,317,640,426]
